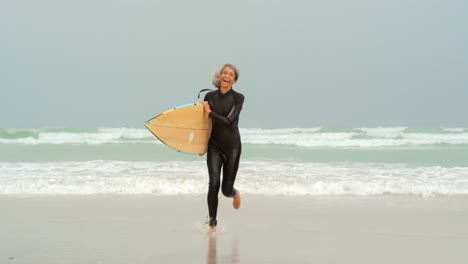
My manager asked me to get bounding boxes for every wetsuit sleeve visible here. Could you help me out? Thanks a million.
[209,94,244,125]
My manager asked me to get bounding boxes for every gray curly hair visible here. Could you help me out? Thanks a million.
[211,63,240,88]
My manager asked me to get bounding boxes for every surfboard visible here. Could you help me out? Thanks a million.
[145,103,212,154]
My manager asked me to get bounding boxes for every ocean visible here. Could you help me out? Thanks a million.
[1,127,467,196]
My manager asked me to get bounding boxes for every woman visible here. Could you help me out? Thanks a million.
[201,63,244,233]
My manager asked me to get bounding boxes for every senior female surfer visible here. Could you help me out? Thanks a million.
[200,63,244,233]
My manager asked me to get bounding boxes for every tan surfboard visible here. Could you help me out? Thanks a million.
[145,103,212,154]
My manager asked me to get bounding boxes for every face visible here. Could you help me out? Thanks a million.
[220,66,237,89]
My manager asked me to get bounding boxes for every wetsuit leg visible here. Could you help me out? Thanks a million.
[207,144,224,221]
[221,148,241,198]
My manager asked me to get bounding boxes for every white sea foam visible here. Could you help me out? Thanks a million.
[1,161,467,196]
[443,127,466,133]
[356,127,407,138]
[240,127,322,135]
[241,131,468,148]
[0,128,157,145]
[1,127,468,147]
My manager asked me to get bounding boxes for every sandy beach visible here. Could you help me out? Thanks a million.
[1,195,467,263]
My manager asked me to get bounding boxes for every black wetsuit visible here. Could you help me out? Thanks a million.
[204,88,244,225]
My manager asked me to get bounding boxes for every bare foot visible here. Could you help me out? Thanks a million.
[207,219,217,234]
[209,226,217,234]
[233,191,241,209]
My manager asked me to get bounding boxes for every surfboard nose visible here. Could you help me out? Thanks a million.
[144,103,212,154]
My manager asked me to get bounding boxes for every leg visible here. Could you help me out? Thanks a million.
[207,145,224,224]
[221,148,241,209]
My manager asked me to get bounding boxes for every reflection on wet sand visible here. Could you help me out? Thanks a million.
[207,235,240,264]
[207,235,217,264]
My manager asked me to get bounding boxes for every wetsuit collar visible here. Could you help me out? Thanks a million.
[219,87,233,95]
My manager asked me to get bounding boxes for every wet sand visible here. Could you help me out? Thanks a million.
[1,195,467,263]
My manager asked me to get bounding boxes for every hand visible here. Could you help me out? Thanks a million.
[202,101,211,113]
[199,152,206,156]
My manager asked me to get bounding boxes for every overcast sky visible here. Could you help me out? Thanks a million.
[1,0,467,128]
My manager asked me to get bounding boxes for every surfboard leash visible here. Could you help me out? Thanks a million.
[198,89,216,99]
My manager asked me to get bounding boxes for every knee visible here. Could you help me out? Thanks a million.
[221,185,235,198]
[209,179,220,191]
